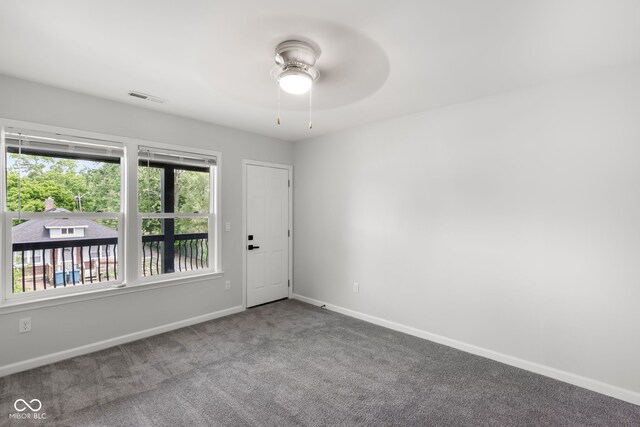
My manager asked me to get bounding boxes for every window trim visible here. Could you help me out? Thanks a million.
[2,127,126,301]
[0,118,222,309]
[136,150,216,279]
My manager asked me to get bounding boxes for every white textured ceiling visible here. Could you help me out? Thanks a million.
[1,0,639,141]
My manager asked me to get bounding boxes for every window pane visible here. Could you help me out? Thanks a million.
[137,164,210,214]
[141,218,209,277]
[5,152,121,213]
[11,218,119,294]
[175,217,208,234]
[175,169,210,213]
[137,165,163,213]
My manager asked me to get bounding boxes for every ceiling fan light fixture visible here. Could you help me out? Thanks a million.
[273,40,320,94]
[273,39,321,129]
[278,69,313,94]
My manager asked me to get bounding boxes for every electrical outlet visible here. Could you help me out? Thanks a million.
[224,280,231,290]
[224,222,231,232]
[353,282,359,293]
[19,317,31,333]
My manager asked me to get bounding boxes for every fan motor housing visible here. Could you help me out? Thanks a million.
[273,40,320,82]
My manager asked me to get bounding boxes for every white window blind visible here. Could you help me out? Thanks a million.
[138,146,216,169]
[5,127,124,160]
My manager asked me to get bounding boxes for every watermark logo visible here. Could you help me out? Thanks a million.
[9,399,46,420]
[14,399,42,412]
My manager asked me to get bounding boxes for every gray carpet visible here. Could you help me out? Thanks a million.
[1,299,639,426]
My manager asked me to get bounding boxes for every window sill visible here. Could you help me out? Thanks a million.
[0,271,224,314]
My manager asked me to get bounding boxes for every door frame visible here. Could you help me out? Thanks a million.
[242,160,293,309]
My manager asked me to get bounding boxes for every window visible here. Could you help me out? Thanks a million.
[138,146,217,278]
[2,126,124,299]
[12,251,42,266]
[47,226,86,239]
[90,247,107,259]
[1,121,220,305]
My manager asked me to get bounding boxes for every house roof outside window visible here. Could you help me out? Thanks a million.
[12,208,117,244]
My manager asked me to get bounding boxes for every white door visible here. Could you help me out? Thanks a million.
[246,164,290,307]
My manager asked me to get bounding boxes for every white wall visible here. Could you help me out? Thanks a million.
[293,64,640,401]
[0,74,293,368]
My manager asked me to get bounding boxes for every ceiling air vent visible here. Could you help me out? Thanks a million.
[128,91,165,103]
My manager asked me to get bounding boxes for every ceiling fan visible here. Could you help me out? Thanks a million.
[272,39,320,129]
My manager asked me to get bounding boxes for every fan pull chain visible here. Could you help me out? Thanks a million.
[276,84,281,125]
[146,150,151,215]
[17,134,23,220]
[308,86,313,130]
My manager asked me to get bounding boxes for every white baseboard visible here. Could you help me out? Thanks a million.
[292,293,640,406]
[0,305,244,378]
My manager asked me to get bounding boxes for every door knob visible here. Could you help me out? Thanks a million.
[248,245,260,250]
